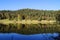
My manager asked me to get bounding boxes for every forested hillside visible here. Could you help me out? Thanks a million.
[0,9,58,20]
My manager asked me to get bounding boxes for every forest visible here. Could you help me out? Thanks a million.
[0,9,60,34]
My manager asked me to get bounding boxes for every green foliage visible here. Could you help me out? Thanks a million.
[0,9,57,20]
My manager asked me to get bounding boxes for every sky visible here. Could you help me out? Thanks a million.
[0,0,60,10]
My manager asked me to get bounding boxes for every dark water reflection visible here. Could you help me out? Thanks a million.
[0,23,59,34]
[0,33,59,40]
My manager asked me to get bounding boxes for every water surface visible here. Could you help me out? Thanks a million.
[0,33,59,40]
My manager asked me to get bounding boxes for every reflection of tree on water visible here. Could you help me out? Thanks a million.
[0,23,59,34]
[8,24,17,33]
[0,23,7,32]
[0,23,18,33]
[21,24,25,28]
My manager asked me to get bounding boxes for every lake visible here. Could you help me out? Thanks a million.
[0,23,60,40]
[0,33,59,40]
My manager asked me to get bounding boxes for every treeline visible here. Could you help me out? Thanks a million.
[0,9,60,21]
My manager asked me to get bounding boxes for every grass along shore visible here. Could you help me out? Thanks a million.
[0,19,56,25]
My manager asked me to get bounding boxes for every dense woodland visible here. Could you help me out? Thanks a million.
[0,9,60,34]
[0,9,60,21]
